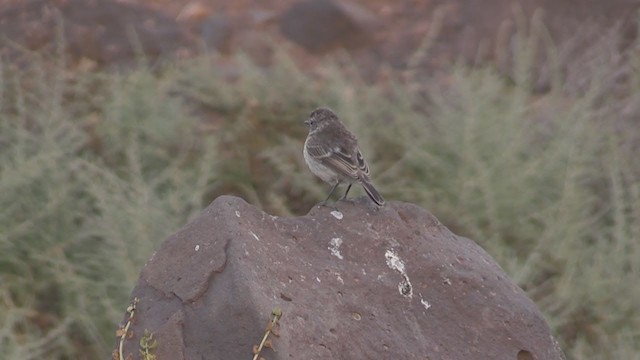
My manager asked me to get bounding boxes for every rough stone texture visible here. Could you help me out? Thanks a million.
[116,195,565,359]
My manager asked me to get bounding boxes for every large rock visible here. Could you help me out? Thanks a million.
[279,0,379,53]
[115,195,565,359]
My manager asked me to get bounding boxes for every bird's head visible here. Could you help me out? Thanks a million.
[305,107,338,132]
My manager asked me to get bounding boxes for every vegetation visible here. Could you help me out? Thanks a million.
[0,31,638,359]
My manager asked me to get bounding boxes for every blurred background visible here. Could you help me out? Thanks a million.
[0,0,639,358]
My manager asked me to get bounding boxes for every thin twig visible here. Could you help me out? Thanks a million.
[252,308,282,360]
[116,298,138,360]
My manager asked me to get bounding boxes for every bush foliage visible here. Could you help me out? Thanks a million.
[1,36,638,359]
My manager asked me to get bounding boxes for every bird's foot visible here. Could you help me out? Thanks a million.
[338,196,357,205]
[318,200,339,212]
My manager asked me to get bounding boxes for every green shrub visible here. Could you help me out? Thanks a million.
[0,32,638,359]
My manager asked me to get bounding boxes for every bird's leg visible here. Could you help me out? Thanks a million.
[340,183,353,201]
[320,182,340,207]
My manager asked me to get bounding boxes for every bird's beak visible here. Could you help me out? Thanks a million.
[304,119,310,126]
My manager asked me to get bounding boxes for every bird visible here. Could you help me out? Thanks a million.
[303,107,384,207]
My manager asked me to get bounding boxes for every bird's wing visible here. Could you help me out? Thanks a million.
[306,142,370,181]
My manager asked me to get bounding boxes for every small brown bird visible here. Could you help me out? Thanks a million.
[303,107,384,206]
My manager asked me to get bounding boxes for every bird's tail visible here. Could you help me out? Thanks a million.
[361,180,385,206]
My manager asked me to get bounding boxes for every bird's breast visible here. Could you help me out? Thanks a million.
[304,139,339,184]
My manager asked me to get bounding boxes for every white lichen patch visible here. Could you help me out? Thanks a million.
[194,244,200,252]
[249,230,260,241]
[235,211,241,218]
[420,296,431,311]
[385,249,406,273]
[385,249,413,299]
[398,278,413,298]
[329,237,344,260]
[330,210,343,220]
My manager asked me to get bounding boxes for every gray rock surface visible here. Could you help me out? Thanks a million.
[116,195,565,359]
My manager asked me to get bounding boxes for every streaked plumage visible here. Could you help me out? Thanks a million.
[303,107,384,206]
